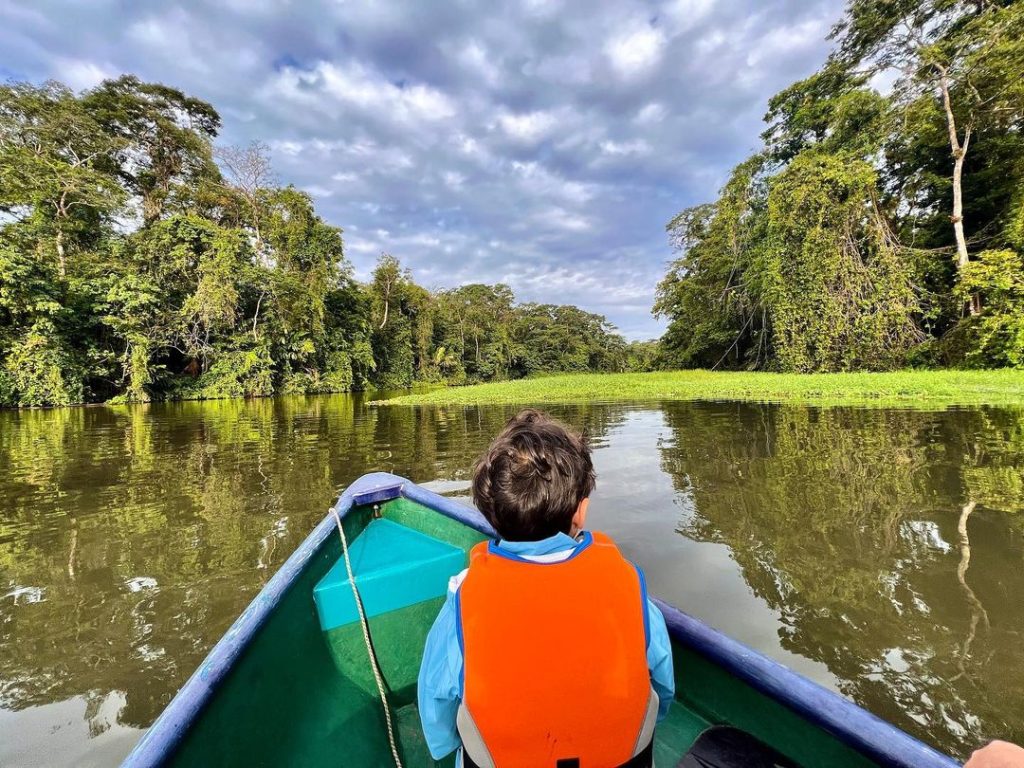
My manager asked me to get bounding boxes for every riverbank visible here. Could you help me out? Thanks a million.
[373,369,1024,407]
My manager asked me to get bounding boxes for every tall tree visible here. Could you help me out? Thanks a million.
[437,283,516,381]
[656,157,769,369]
[757,153,921,372]
[369,254,415,388]
[83,75,221,224]
[831,0,1024,299]
[0,81,123,277]
[660,0,1024,371]
[215,141,275,251]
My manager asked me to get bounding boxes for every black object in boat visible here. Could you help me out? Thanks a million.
[678,726,799,768]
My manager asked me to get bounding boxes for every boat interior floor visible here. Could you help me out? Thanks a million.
[389,702,797,768]
[677,726,799,768]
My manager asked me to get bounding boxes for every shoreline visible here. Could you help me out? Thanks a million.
[372,369,1024,408]
[0,386,398,412]
[8,370,1024,411]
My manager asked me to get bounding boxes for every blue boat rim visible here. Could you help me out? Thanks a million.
[121,472,958,768]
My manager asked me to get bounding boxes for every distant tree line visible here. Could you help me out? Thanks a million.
[0,77,650,407]
[656,0,1024,372]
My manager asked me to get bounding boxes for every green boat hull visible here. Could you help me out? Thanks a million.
[124,474,958,768]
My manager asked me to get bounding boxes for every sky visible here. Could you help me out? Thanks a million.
[1,0,846,339]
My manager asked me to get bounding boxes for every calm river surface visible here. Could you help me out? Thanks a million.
[1,395,1023,765]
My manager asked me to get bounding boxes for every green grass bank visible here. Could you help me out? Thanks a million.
[374,369,1024,408]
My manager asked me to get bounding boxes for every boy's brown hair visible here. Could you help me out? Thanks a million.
[472,409,595,541]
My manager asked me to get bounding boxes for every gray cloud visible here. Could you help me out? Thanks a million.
[1,0,844,338]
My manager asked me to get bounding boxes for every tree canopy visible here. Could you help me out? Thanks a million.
[0,78,643,407]
[657,0,1024,372]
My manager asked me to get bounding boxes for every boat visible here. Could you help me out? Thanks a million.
[122,472,960,768]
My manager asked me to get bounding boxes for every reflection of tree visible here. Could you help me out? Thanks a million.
[952,502,990,684]
[0,397,623,730]
[658,402,1024,758]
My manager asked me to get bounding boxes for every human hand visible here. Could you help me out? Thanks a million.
[965,741,1024,768]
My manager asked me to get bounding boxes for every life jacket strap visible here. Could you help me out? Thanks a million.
[458,687,659,768]
[462,740,653,768]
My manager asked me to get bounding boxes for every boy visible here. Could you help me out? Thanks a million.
[418,409,675,767]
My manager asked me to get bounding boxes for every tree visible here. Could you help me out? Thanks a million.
[757,153,921,372]
[832,1,1024,303]
[509,303,623,376]
[659,0,1024,370]
[436,283,516,381]
[762,63,890,164]
[83,75,221,224]
[215,141,275,250]
[0,81,123,277]
[0,81,125,405]
[0,75,638,407]
[656,157,769,369]
[369,254,415,388]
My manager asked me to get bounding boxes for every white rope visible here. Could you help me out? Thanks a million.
[330,506,404,768]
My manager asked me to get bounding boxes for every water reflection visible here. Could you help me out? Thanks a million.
[655,402,1024,756]
[1,397,1022,764]
[0,396,626,764]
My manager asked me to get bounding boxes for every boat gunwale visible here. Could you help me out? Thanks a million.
[653,600,958,768]
[121,472,958,768]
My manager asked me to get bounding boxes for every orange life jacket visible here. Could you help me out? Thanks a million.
[456,531,654,767]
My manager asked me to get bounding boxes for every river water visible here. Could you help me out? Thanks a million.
[1,395,1022,765]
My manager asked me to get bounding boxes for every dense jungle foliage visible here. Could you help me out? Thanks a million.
[656,0,1024,372]
[0,77,645,407]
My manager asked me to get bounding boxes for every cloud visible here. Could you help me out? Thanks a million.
[499,110,558,143]
[599,139,650,157]
[54,57,113,90]
[0,0,846,339]
[663,0,716,31]
[263,61,457,124]
[634,103,667,125]
[605,24,667,79]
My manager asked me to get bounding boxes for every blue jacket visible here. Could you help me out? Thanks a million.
[417,531,676,760]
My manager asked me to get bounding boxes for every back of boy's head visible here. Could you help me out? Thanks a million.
[472,409,595,541]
